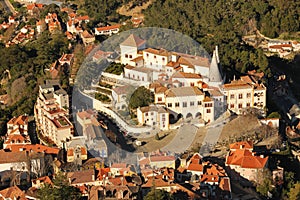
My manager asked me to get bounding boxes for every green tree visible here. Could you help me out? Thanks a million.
[255,169,274,197]
[128,86,154,110]
[288,182,300,200]
[144,188,173,200]
[37,173,81,200]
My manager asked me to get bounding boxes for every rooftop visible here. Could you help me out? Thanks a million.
[165,86,204,97]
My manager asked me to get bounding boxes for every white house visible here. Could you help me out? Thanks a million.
[120,34,146,65]
[137,105,169,130]
[95,24,121,36]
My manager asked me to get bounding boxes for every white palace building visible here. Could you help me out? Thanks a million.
[107,34,266,130]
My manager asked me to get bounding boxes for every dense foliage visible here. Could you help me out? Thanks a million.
[0,30,69,134]
[144,188,173,200]
[104,62,125,75]
[37,173,81,200]
[144,0,300,78]
[128,86,154,110]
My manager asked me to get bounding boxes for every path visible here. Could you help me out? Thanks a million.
[161,123,198,153]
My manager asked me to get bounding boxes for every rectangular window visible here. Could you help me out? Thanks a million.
[182,102,187,107]
[230,104,234,109]
[125,54,128,58]
[190,83,194,86]
[129,55,132,59]
[151,112,154,115]
[246,103,250,107]
[154,55,156,59]
[247,93,251,98]
[145,113,148,116]
[198,101,202,105]
[238,94,243,99]
[158,97,162,101]
[207,109,211,113]
[190,101,194,106]
[162,57,165,61]
[230,94,234,99]
[175,102,180,107]
[168,103,172,107]
[238,103,242,108]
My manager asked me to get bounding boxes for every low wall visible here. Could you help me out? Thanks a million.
[78,90,152,134]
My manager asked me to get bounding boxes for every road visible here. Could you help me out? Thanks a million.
[161,123,198,153]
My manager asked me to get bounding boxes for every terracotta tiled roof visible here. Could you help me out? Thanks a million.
[0,186,26,200]
[226,149,268,169]
[229,141,253,150]
[76,15,89,21]
[144,48,169,56]
[200,174,219,183]
[4,134,30,145]
[223,80,252,90]
[96,24,121,31]
[130,56,144,62]
[7,115,28,126]
[155,86,168,93]
[32,176,53,186]
[67,169,95,184]
[172,71,202,79]
[6,144,59,154]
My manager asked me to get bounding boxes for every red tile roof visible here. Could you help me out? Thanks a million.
[226,149,268,169]
[5,144,59,154]
[7,115,28,126]
[0,186,26,200]
[229,141,253,150]
[96,24,121,32]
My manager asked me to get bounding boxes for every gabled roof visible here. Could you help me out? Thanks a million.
[0,186,26,200]
[171,71,202,79]
[4,144,59,154]
[120,34,145,47]
[143,48,170,56]
[96,24,121,31]
[7,115,28,126]
[229,141,253,150]
[226,149,268,169]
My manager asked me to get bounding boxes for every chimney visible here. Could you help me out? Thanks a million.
[92,174,95,181]
[240,145,244,149]
[260,154,264,158]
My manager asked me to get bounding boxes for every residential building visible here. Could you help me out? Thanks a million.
[111,85,133,110]
[225,141,269,181]
[0,186,26,200]
[35,81,73,147]
[58,53,74,66]
[3,115,31,149]
[137,105,169,130]
[120,34,146,65]
[222,73,266,115]
[66,137,88,165]
[81,30,95,46]
[139,154,176,169]
[94,24,121,36]
[0,151,45,176]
